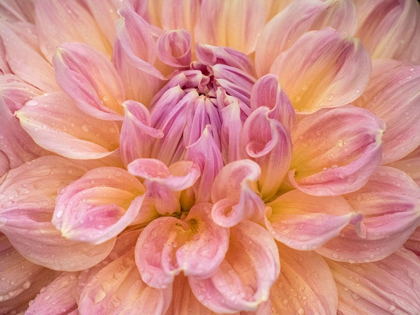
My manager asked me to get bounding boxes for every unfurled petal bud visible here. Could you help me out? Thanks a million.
[355,60,420,164]
[290,106,385,196]
[256,0,357,76]
[211,160,265,227]
[189,220,280,313]
[265,190,363,251]
[270,28,371,113]
[317,166,420,263]
[16,92,120,160]
[53,43,125,120]
[53,167,145,244]
[136,204,229,288]
[157,29,191,68]
[328,248,420,314]
[241,107,293,200]
[0,156,115,271]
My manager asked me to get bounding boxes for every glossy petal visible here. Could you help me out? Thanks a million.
[317,166,420,263]
[270,28,371,113]
[16,92,120,160]
[157,29,191,68]
[290,106,385,196]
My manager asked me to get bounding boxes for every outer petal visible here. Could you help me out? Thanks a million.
[270,28,371,113]
[389,146,420,186]
[355,60,420,164]
[0,0,35,23]
[317,166,420,263]
[266,190,363,251]
[289,106,385,196]
[16,92,120,160]
[328,248,420,314]
[189,220,280,313]
[405,226,420,256]
[256,0,357,76]
[53,42,125,120]
[0,156,115,271]
[53,167,145,244]
[156,29,191,68]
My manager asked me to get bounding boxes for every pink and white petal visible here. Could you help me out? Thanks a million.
[160,0,201,34]
[405,226,420,256]
[35,0,111,62]
[220,99,243,164]
[26,272,79,315]
[355,0,420,63]
[317,166,420,263]
[211,160,265,227]
[266,190,363,251]
[388,146,420,187]
[355,60,420,164]
[53,167,145,244]
[270,28,371,113]
[79,251,172,315]
[53,42,125,120]
[256,0,357,76]
[328,248,420,314]
[268,243,338,315]
[290,106,385,196]
[189,220,280,313]
[16,92,120,160]
[0,156,115,271]
[241,107,293,200]
[140,180,180,216]
[157,29,191,68]
[0,0,35,23]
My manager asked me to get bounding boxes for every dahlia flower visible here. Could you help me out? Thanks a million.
[1,0,420,314]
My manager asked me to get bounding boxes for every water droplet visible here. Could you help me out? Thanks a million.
[327,94,334,101]
[337,140,343,147]
[26,100,38,107]
[389,305,396,312]
[22,281,31,289]
[56,210,63,219]
[298,308,305,315]
[93,288,106,303]
[81,125,89,132]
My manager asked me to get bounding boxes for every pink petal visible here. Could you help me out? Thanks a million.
[355,0,420,63]
[16,92,120,160]
[159,0,201,33]
[256,0,357,76]
[189,220,280,313]
[266,190,363,251]
[26,272,79,315]
[0,0,35,23]
[136,204,229,288]
[328,248,420,314]
[317,166,420,263]
[211,160,265,227]
[0,156,115,271]
[289,106,385,196]
[156,29,191,68]
[355,60,420,164]
[405,226,420,256]
[220,98,243,164]
[270,28,371,113]
[53,42,125,120]
[388,146,420,187]
[53,167,145,244]
[241,106,293,200]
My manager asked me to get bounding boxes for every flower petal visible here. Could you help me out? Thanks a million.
[53,167,145,244]
[189,220,280,313]
[16,92,120,160]
[156,29,191,68]
[317,166,420,263]
[328,248,420,314]
[270,28,371,113]
[388,146,420,187]
[289,106,385,196]
[220,98,244,164]
[405,226,420,256]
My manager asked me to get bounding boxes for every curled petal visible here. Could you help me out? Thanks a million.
[211,160,265,227]
[189,220,280,313]
[53,42,125,120]
[290,106,385,196]
[0,156,115,271]
[270,28,371,113]
[16,92,120,160]
[317,166,420,263]
[136,204,229,288]
[266,190,363,251]
[328,248,420,314]
[355,60,420,164]
[53,167,145,244]
[256,0,357,76]
[157,29,191,68]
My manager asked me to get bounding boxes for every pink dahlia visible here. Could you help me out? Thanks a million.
[1,0,420,314]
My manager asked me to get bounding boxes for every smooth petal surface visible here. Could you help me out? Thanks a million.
[317,166,420,263]
[405,226,420,256]
[328,248,420,314]
[0,156,115,271]
[53,167,145,244]
[270,28,371,113]
[355,60,420,164]
[16,92,120,160]
[389,146,420,187]
[220,98,243,164]
[290,106,385,196]
[266,190,363,251]
[189,220,280,313]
